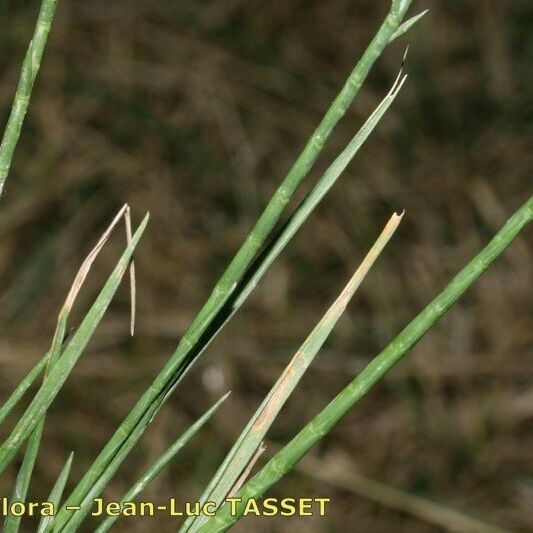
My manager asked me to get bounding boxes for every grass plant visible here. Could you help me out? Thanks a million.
[0,1,529,532]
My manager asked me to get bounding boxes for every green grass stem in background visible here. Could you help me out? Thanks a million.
[0,0,60,197]
[296,453,509,533]
[184,213,403,532]
[199,195,533,532]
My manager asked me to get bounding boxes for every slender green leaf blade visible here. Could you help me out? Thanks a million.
[37,452,74,533]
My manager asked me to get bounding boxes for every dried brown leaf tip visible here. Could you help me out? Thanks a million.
[61,203,137,336]
[125,205,136,336]
[229,442,267,497]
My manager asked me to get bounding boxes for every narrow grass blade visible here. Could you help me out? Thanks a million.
[389,9,429,43]
[198,196,533,532]
[231,75,407,312]
[52,72,407,531]
[92,393,230,533]
[2,421,44,533]
[37,452,74,533]
[45,203,131,375]
[0,0,61,197]
[0,213,149,474]
[0,352,48,426]
[297,452,509,533]
[184,213,403,532]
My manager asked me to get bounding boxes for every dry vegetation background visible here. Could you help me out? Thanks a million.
[0,0,532,531]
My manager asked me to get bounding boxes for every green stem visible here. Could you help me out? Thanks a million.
[199,195,533,532]
[0,0,60,196]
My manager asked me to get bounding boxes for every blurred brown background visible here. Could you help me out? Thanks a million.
[0,0,532,531]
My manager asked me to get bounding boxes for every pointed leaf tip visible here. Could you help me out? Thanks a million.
[389,9,429,44]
